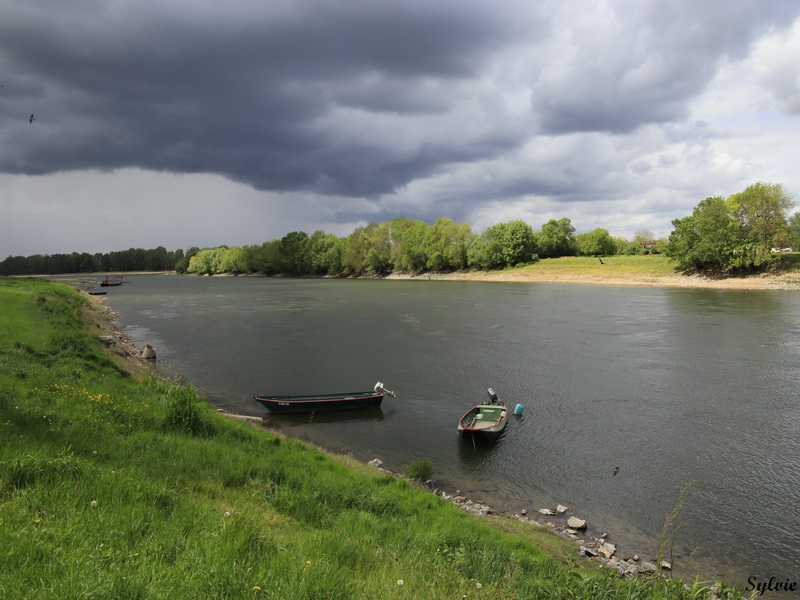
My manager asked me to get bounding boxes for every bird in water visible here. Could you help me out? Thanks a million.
[612,466,619,476]
[29,114,35,124]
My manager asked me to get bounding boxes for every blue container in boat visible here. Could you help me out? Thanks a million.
[513,403,525,415]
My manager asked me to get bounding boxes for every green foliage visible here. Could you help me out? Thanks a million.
[468,220,538,269]
[575,228,616,256]
[535,218,576,258]
[667,183,795,275]
[404,459,434,482]
[423,218,472,270]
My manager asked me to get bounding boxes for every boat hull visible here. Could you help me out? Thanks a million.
[254,391,384,414]
[458,403,509,438]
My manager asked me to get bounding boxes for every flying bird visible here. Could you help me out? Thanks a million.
[29,114,35,124]
[612,466,619,476]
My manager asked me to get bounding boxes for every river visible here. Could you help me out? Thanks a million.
[101,274,800,592]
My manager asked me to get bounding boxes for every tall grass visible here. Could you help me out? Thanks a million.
[0,277,748,599]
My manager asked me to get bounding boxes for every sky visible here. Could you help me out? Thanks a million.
[2,0,800,257]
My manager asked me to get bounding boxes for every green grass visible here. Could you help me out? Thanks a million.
[515,254,678,277]
[0,277,750,599]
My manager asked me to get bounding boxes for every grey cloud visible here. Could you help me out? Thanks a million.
[1,0,541,198]
[530,0,800,134]
[1,0,798,231]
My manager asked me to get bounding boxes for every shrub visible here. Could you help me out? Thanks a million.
[404,458,433,482]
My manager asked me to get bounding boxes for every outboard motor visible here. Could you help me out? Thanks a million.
[487,387,499,404]
[374,382,397,397]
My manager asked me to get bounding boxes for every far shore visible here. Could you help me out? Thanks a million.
[383,268,800,290]
[27,265,800,291]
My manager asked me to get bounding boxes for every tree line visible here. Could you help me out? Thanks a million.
[1,181,793,277]
[0,216,665,277]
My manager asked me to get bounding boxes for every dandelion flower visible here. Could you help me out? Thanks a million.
[397,579,404,586]
[476,582,482,589]
[90,500,97,508]
[305,560,312,566]
[253,586,261,591]
[224,511,231,518]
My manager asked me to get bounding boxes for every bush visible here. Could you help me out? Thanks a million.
[404,458,433,482]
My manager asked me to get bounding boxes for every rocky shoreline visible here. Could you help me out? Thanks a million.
[361,458,674,581]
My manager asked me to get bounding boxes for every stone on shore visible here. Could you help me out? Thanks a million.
[598,542,616,558]
[567,516,587,530]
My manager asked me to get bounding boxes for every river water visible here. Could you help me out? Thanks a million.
[102,274,800,591]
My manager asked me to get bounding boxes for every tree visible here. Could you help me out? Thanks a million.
[306,231,343,275]
[423,218,472,271]
[398,221,429,271]
[468,220,537,269]
[727,182,794,256]
[788,212,800,251]
[666,197,747,274]
[634,229,656,246]
[219,247,251,273]
[278,232,310,274]
[535,218,576,258]
[576,228,616,256]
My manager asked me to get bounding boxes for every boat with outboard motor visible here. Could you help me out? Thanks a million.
[457,387,509,439]
[254,382,395,414]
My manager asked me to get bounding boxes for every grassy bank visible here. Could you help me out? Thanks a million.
[0,278,748,599]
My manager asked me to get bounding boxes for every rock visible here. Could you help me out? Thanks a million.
[539,508,556,515]
[660,561,672,571]
[520,509,528,516]
[99,336,115,345]
[567,516,587,530]
[464,505,486,516]
[598,542,616,559]
[579,546,598,557]
[367,458,383,468]
[618,562,639,577]
[556,504,569,514]
[639,561,658,574]
[141,344,156,359]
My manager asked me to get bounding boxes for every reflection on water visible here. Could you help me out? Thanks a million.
[263,407,386,429]
[104,274,800,591]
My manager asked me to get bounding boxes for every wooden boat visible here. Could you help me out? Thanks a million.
[100,276,124,287]
[254,382,395,414]
[457,388,509,438]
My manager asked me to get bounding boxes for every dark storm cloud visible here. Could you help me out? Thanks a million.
[0,0,798,225]
[0,0,541,197]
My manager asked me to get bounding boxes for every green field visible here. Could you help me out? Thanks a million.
[520,255,678,276]
[0,277,749,599]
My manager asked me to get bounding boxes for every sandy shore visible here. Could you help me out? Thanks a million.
[384,269,800,290]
